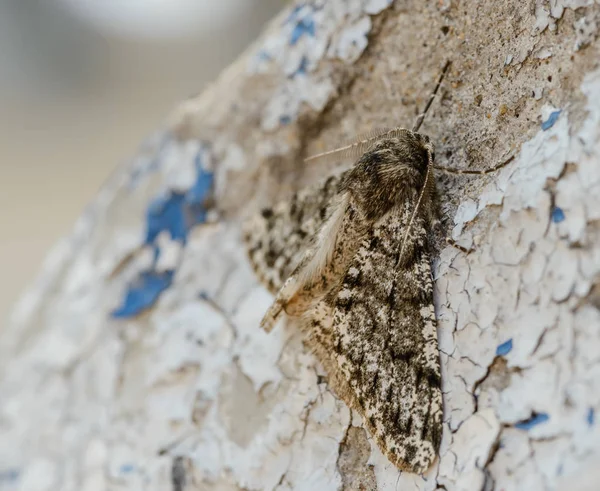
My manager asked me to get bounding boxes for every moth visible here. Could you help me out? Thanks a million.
[243,61,513,473]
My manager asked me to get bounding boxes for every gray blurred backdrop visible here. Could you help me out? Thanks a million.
[0,0,284,325]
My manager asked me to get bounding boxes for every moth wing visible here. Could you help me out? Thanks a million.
[243,172,344,294]
[305,204,442,473]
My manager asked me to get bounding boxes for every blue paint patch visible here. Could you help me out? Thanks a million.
[515,412,549,430]
[0,468,20,483]
[112,270,174,318]
[280,115,292,125]
[256,50,271,62]
[551,206,565,223]
[290,16,315,45]
[145,192,188,244]
[295,56,309,76]
[541,110,561,131]
[186,164,214,226]
[120,464,136,474]
[114,152,214,319]
[496,339,513,356]
[587,407,595,426]
[144,158,213,246]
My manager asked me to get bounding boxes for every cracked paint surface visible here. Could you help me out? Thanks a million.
[2,1,600,490]
[433,69,600,491]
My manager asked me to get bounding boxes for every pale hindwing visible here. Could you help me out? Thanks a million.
[304,203,442,474]
[243,171,346,294]
[259,192,370,333]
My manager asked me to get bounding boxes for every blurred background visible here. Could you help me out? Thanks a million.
[0,0,284,326]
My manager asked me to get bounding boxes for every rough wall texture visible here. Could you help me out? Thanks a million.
[2,0,600,490]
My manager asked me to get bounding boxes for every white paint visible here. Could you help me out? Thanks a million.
[161,139,200,190]
[438,409,500,490]
[328,16,372,64]
[364,0,394,15]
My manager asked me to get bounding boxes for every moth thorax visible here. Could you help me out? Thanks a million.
[343,133,433,222]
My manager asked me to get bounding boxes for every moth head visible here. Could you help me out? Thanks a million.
[420,134,435,166]
[342,129,436,221]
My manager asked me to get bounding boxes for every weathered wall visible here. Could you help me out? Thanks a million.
[2,1,600,490]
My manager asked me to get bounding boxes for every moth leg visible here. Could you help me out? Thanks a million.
[428,210,472,255]
[445,237,473,254]
[433,153,515,175]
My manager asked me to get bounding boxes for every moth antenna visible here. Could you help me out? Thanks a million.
[433,153,515,175]
[304,128,394,166]
[305,61,450,167]
[398,161,432,262]
[412,60,451,132]
[305,128,413,167]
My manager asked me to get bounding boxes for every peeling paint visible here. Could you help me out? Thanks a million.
[113,151,214,318]
[119,464,136,474]
[515,413,550,430]
[251,0,395,131]
[289,12,316,46]
[496,339,513,356]
[551,206,566,223]
[433,65,600,489]
[364,0,393,15]
[111,270,175,318]
[328,16,372,64]
[438,409,500,490]
[542,109,562,130]
[145,159,214,246]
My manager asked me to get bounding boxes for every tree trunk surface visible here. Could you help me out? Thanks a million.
[2,1,600,490]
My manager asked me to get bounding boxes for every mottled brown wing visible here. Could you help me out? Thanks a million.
[305,203,442,474]
[243,171,345,294]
